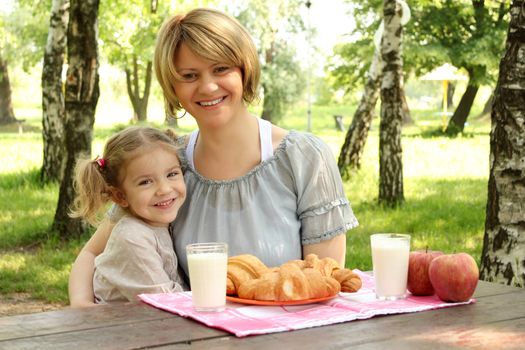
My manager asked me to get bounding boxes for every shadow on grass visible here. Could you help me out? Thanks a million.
[404,126,489,139]
[0,169,60,250]
[347,177,487,270]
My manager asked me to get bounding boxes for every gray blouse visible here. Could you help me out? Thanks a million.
[172,130,358,278]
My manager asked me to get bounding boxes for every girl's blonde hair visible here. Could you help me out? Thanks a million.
[154,8,260,118]
[70,126,180,226]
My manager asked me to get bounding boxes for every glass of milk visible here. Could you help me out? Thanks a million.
[370,233,411,300]
[186,242,228,312]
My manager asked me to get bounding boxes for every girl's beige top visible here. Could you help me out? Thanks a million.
[94,215,185,303]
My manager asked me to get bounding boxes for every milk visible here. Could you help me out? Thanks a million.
[187,251,228,311]
[371,234,410,300]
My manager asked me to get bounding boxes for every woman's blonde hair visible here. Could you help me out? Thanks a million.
[70,126,180,226]
[154,8,260,118]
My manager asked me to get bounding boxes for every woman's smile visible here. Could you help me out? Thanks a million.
[198,96,226,107]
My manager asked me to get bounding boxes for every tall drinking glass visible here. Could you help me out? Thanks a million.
[370,233,411,300]
[186,242,228,312]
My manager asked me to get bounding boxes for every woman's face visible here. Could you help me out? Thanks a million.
[172,43,246,129]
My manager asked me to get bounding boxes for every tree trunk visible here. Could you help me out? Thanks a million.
[401,85,412,125]
[261,81,273,123]
[0,55,17,125]
[337,47,382,177]
[41,0,69,183]
[445,82,479,135]
[378,0,405,206]
[480,0,525,288]
[125,57,152,122]
[53,0,100,238]
[447,82,456,109]
[261,45,274,123]
[165,112,179,127]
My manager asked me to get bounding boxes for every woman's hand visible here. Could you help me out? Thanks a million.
[68,219,114,307]
[303,234,346,268]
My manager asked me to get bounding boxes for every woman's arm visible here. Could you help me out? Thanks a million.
[68,218,114,307]
[303,234,346,268]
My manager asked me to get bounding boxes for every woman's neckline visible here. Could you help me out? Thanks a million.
[185,130,295,185]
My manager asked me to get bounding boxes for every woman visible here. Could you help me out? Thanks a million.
[69,8,358,307]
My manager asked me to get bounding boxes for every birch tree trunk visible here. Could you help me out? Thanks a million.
[41,0,69,183]
[0,54,17,125]
[480,0,525,287]
[378,0,405,206]
[53,0,100,238]
[337,47,382,177]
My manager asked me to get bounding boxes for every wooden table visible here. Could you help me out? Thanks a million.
[1,280,524,350]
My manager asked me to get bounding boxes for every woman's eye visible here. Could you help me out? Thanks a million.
[215,66,230,73]
[181,73,196,80]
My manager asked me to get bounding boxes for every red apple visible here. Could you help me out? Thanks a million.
[407,249,444,295]
[428,253,479,302]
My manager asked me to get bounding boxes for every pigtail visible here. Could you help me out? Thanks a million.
[164,128,178,142]
[69,157,112,226]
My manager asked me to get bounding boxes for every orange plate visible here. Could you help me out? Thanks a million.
[226,294,337,306]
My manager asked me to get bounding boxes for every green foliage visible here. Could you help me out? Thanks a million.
[235,0,307,120]
[331,0,509,95]
[260,42,306,121]
[1,0,50,70]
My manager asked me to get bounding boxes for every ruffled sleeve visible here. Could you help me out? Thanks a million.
[284,133,358,244]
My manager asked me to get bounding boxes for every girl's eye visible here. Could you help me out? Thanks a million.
[168,171,181,178]
[138,179,152,186]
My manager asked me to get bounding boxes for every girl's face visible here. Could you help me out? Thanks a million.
[172,43,247,129]
[112,145,186,227]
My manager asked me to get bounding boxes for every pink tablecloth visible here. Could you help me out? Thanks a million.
[138,270,475,337]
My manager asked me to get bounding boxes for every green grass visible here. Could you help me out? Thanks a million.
[0,103,491,305]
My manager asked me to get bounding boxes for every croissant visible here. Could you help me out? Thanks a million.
[227,253,362,301]
[332,268,362,293]
[226,254,269,295]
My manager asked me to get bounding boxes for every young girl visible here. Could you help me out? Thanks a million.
[70,126,186,303]
[69,8,358,307]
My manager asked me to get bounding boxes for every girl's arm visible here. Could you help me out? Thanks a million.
[68,219,114,307]
[303,234,346,268]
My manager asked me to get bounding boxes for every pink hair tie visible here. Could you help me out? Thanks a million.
[95,156,106,169]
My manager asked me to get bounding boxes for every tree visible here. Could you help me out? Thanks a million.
[337,0,411,175]
[98,0,210,123]
[41,0,69,183]
[332,0,508,134]
[444,1,508,134]
[235,0,306,123]
[0,54,17,125]
[337,44,383,176]
[53,0,100,238]
[98,0,160,122]
[378,0,405,206]
[0,0,49,125]
[480,0,525,288]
